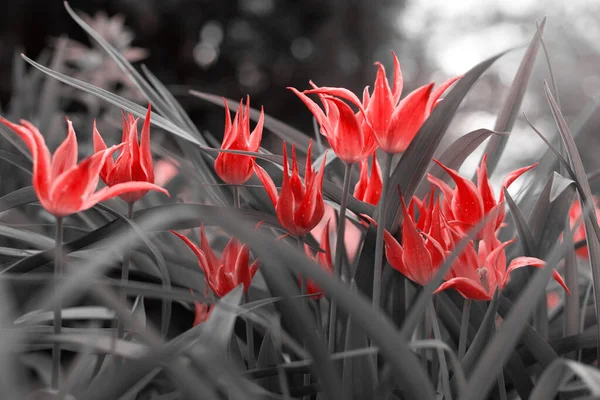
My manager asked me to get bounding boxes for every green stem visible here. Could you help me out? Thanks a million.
[496,321,508,400]
[51,216,63,390]
[298,235,311,400]
[117,202,135,340]
[245,291,255,369]
[430,300,451,400]
[458,299,472,360]
[372,152,392,309]
[328,162,353,354]
[233,186,241,208]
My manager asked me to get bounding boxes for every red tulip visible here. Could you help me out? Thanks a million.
[376,196,449,286]
[569,199,600,259]
[0,117,166,217]
[301,219,333,299]
[254,140,327,237]
[93,104,169,204]
[353,153,382,206]
[303,52,461,154]
[214,96,264,184]
[172,226,259,298]
[435,211,570,300]
[289,84,376,164]
[428,154,537,235]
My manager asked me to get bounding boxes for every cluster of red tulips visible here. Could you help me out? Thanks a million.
[1,51,581,328]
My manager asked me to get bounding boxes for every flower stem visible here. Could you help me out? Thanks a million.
[328,162,353,354]
[372,152,392,309]
[298,235,311,400]
[117,202,135,339]
[233,186,241,208]
[458,299,472,360]
[244,291,255,369]
[51,216,63,390]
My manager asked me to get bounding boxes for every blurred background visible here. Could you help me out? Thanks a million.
[0,0,598,178]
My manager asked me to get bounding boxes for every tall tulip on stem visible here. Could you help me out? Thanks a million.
[290,84,376,352]
[0,116,167,390]
[300,51,460,310]
[214,96,264,209]
[94,104,170,339]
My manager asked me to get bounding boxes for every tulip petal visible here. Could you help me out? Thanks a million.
[51,119,78,180]
[322,96,366,163]
[253,163,279,207]
[171,230,212,277]
[367,62,395,139]
[434,277,491,301]
[80,181,169,212]
[294,149,326,234]
[476,154,496,214]
[433,158,484,228]
[139,103,155,182]
[288,87,331,135]
[0,118,52,206]
[400,196,432,285]
[426,75,462,114]
[382,83,434,153]
[499,163,538,203]
[390,51,403,105]
[249,106,264,152]
[92,120,114,182]
[234,244,251,291]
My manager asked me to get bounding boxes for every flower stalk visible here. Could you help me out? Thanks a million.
[328,162,352,353]
[372,152,392,309]
[51,216,64,390]
[117,202,135,339]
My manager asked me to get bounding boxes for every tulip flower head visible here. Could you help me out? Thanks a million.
[254,140,327,237]
[93,104,169,204]
[289,84,376,164]
[353,153,382,206]
[0,116,167,217]
[569,199,600,259]
[303,52,461,154]
[435,212,569,301]
[301,219,333,299]
[214,96,264,184]
[371,195,449,286]
[172,226,259,298]
[428,155,537,235]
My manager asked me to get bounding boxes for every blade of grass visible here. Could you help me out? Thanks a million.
[482,19,546,174]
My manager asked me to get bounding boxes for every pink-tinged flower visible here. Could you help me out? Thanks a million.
[289,84,376,164]
[569,199,600,259]
[304,52,461,154]
[254,140,327,237]
[214,96,264,185]
[353,153,382,206]
[93,104,169,204]
[193,302,213,326]
[172,226,259,298]
[0,117,166,217]
[435,211,570,301]
[428,154,537,235]
[301,219,333,299]
[375,196,449,286]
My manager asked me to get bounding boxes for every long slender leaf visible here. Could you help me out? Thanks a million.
[482,19,546,174]
[545,82,600,362]
[529,359,600,399]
